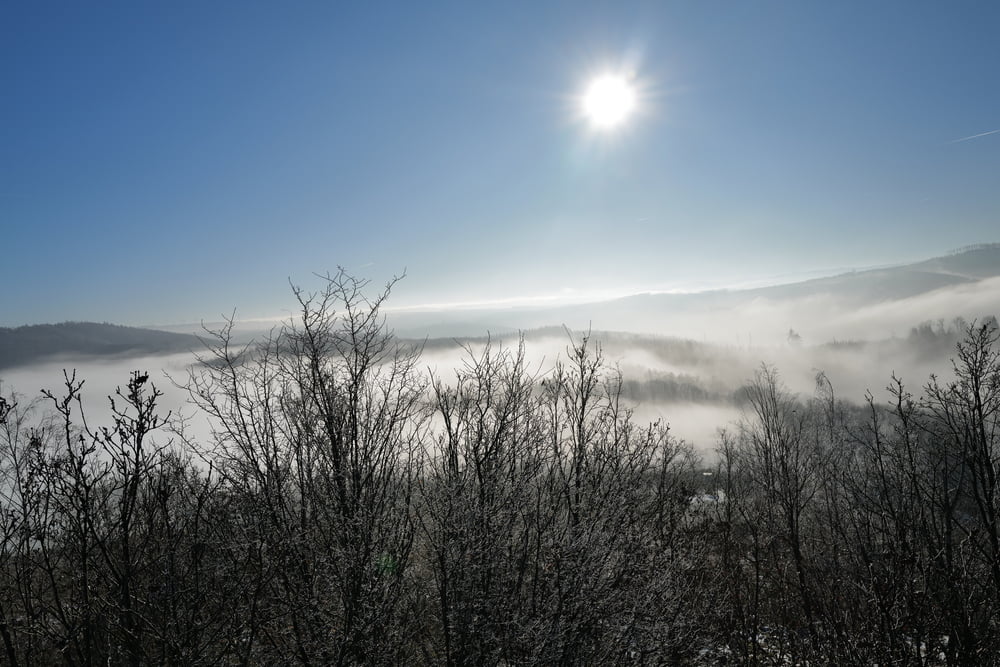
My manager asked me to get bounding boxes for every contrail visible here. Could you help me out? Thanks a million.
[949,128,1000,143]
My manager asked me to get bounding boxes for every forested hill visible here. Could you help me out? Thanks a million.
[0,322,201,370]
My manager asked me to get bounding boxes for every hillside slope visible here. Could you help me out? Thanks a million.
[0,322,201,370]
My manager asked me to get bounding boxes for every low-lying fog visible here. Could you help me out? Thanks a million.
[416,323,968,452]
[1,317,976,457]
[0,352,210,453]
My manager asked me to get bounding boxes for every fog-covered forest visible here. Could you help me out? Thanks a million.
[2,273,999,665]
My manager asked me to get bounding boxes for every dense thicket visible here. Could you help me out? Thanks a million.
[1,274,998,665]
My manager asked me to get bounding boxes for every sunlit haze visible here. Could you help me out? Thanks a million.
[1,2,998,327]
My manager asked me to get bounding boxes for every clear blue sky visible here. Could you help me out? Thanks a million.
[2,1,998,326]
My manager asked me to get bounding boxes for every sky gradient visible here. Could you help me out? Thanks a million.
[2,1,999,326]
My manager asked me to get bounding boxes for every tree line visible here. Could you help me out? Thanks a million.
[1,272,998,665]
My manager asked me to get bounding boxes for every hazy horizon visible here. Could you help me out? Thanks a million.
[3,242,992,334]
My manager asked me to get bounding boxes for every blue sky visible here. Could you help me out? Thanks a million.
[2,1,998,326]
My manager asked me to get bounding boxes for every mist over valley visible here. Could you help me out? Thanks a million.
[4,245,996,453]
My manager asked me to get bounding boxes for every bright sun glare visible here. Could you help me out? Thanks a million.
[582,74,636,129]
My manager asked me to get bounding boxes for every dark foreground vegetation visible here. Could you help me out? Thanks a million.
[1,273,999,665]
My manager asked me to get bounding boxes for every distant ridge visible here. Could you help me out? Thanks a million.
[0,322,201,370]
[948,242,1000,256]
[4,246,999,355]
[389,244,1000,338]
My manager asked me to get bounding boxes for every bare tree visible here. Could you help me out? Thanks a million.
[184,270,425,664]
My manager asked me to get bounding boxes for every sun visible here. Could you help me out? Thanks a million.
[581,74,637,129]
